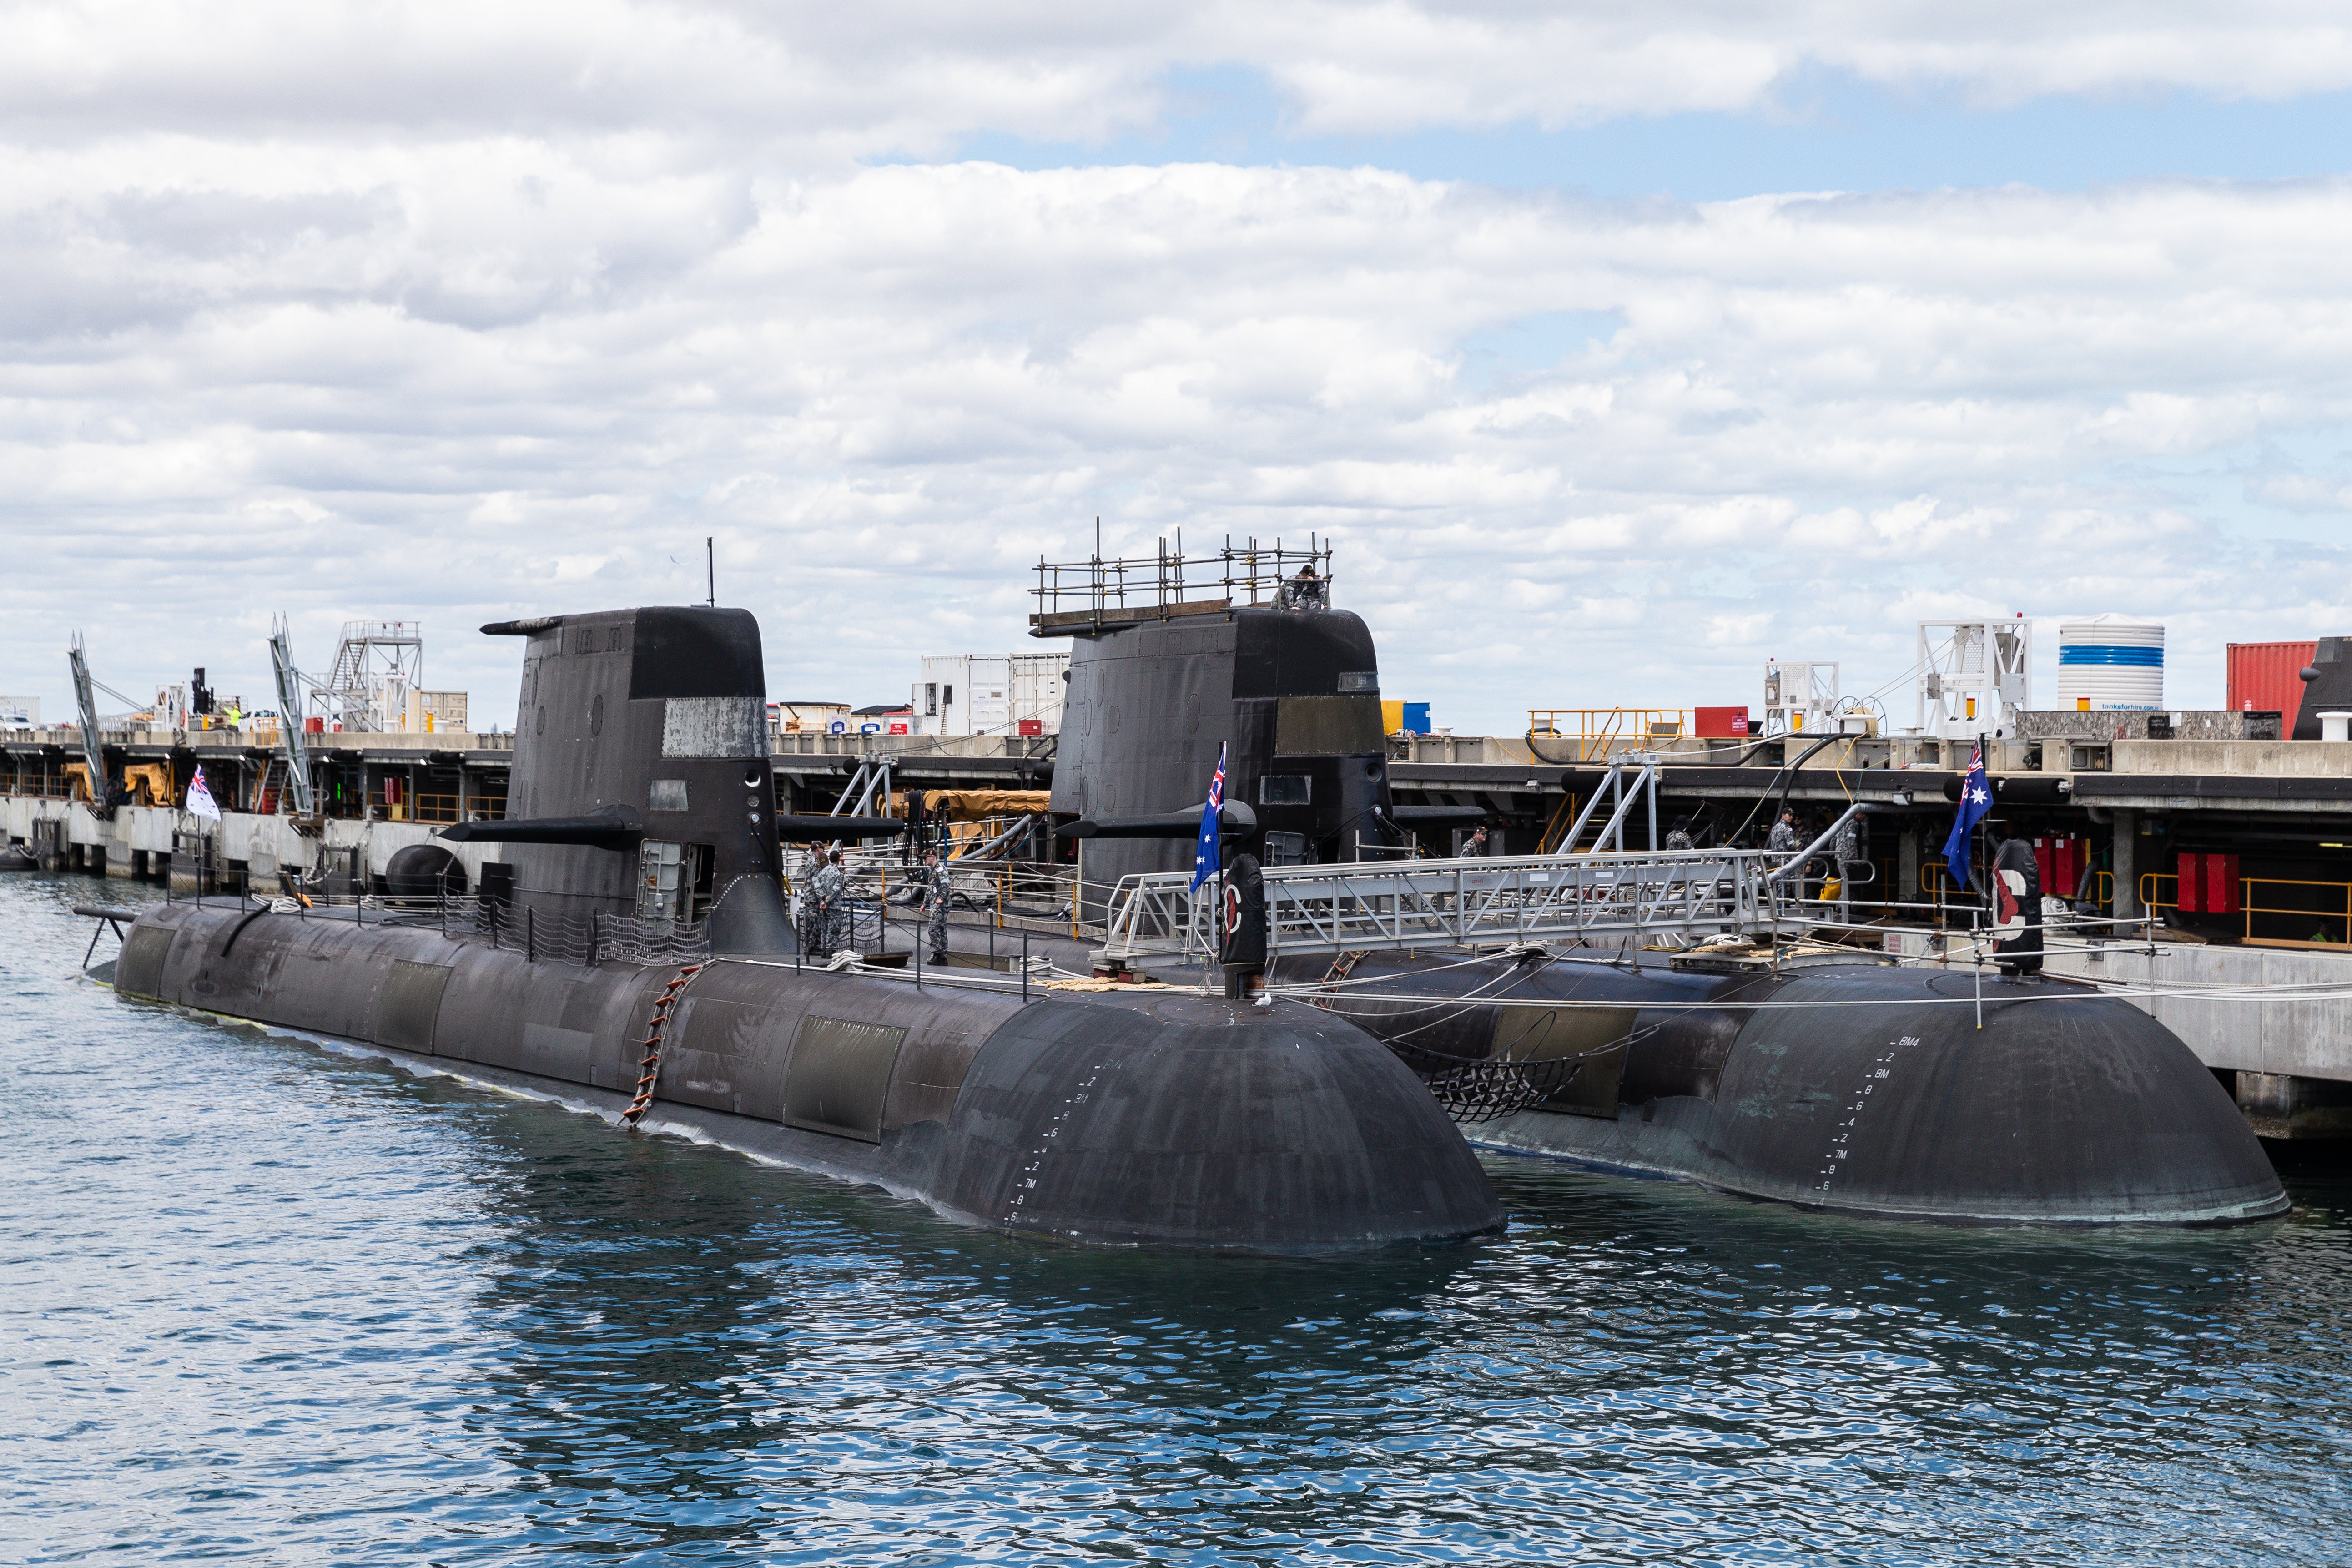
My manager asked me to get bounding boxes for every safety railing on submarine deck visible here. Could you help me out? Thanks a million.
[243,890,715,967]
[790,846,1085,939]
[1094,847,1810,964]
[1031,533,1337,625]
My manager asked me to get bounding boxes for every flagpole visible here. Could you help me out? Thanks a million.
[1976,729,1991,917]
[1974,731,1989,1027]
[1216,743,1228,998]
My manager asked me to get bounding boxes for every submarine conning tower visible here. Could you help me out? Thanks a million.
[1037,539,1433,922]
[478,606,793,954]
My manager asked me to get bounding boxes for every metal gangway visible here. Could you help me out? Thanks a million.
[1095,802,1874,965]
[1096,846,1820,966]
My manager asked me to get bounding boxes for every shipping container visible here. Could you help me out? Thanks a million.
[2226,640,2316,724]
[1694,706,1751,737]
[1381,700,1433,735]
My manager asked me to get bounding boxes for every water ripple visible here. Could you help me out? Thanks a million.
[5,875,2351,1564]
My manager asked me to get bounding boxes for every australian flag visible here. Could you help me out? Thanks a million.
[1190,742,1228,893]
[1943,744,1993,891]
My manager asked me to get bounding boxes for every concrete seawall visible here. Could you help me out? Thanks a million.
[0,797,505,891]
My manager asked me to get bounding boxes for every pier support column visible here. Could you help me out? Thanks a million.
[1897,826,1921,904]
[2236,1072,2352,1140]
[2110,809,2140,923]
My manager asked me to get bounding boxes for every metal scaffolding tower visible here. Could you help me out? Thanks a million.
[310,620,423,732]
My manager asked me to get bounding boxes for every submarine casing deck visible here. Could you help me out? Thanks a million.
[114,899,1505,1251]
[1331,953,2289,1226]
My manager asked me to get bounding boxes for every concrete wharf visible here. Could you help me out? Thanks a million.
[10,720,2352,1140]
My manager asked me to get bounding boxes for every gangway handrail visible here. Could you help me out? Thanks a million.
[1095,844,1807,965]
[1765,802,1873,883]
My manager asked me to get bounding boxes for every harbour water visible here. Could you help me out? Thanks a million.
[7,873,2352,1565]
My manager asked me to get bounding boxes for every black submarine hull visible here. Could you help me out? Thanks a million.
[1323,953,2287,1225]
[111,900,1504,1251]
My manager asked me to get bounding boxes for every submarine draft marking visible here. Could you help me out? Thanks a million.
[96,603,1505,1254]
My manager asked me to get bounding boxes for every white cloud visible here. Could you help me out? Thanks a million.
[5,13,2352,727]
[8,1,2352,154]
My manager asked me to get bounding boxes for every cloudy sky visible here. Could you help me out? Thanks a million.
[7,0,2352,732]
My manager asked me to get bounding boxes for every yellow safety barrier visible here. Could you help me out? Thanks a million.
[409,792,506,824]
[2241,877,2352,946]
[1526,709,1694,746]
[2135,872,2178,913]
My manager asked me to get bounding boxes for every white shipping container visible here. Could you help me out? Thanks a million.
[912,651,1068,736]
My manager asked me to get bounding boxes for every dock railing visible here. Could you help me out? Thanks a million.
[1526,709,1697,761]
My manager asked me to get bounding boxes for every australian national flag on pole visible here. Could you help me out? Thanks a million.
[1943,744,1991,891]
[1190,742,1228,893]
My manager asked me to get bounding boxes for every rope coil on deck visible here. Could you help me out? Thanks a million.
[622,964,703,1127]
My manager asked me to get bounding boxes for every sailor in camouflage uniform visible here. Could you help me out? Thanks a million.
[809,848,850,957]
[791,842,824,953]
[920,848,953,963]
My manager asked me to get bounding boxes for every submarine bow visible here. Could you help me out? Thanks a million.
[1325,950,2286,1227]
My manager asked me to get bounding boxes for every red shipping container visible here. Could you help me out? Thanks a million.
[2227,640,2317,721]
[1695,706,1751,737]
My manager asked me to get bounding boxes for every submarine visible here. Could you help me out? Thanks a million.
[95,605,1503,1253]
[1042,544,2289,1226]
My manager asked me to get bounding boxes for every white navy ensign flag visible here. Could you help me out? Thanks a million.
[186,765,222,822]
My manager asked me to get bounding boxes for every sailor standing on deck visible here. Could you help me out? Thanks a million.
[919,848,953,963]
[809,848,850,958]
[790,841,824,952]
[1833,814,1866,891]
[1459,824,1488,857]
[1767,809,1800,853]
[1664,822,1695,852]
